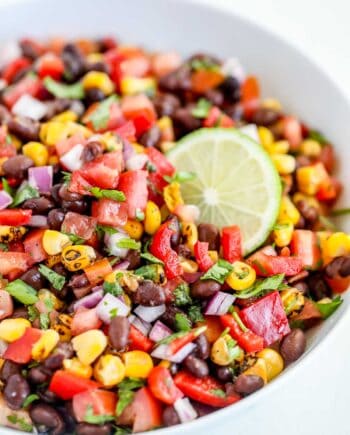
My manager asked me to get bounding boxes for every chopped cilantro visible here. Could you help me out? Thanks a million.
[61,171,72,185]
[116,390,134,417]
[209,389,226,398]
[315,296,343,319]
[174,313,191,332]
[163,171,197,184]
[62,232,85,245]
[308,130,328,144]
[27,305,39,322]
[116,238,141,250]
[191,98,212,118]
[2,177,14,196]
[11,183,39,207]
[201,259,233,284]
[38,264,66,290]
[174,282,192,306]
[86,95,119,130]
[235,273,285,299]
[90,186,125,202]
[39,312,50,330]
[188,303,204,323]
[190,58,219,72]
[22,393,39,408]
[109,307,118,318]
[44,76,85,99]
[103,280,123,297]
[140,252,164,265]
[7,415,33,432]
[84,405,115,424]
[135,264,158,280]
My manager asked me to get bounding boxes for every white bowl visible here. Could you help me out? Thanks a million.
[0,0,349,434]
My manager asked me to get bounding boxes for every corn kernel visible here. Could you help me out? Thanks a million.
[323,232,350,258]
[0,157,8,176]
[0,318,30,342]
[158,360,171,369]
[61,245,96,271]
[40,122,68,146]
[45,254,62,268]
[123,220,144,240]
[273,222,294,247]
[160,141,176,153]
[38,289,63,311]
[262,98,282,111]
[0,226,26,243]
[258,126,274,148]
[31,329,60,361]
[208,250,219,263]
[299,139,322,157]
[182,222,198,252]
[157,116,172,131]
[82,71,114,95]
[278,196,300,225]
[86,53,104,63]
[157,116,174,142]
[9,134,22,150]
[132,143,145,154]
[164,182,184,213]
[100,131,123,152]
[144,201,161,235]
[180,259,199,273]
[243,358,268,384]
[48,155,59,165]
[63,357,92,379]
[22,142,49,166]
[51,110,78,122]
[280,288,305,315]
[271,154,296,175]
[211,334,242,366]
[120,77,156,96]
[123,350,154,378]
[257,349,284,381]
[266,140,290,155]
[53,323,71,342]
[94,354,125,387]
[72,329,107,366]
[160,204,170,221]
[226,261,256,291]
[66,121,92,138]
[296,162,329,195]
[42,230,72,255]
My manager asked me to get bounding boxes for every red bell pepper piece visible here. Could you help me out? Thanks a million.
[248,250,303,277]
[221,226,242,263]
[240,291,290,346]
[0,209,32,226]
[129,324,154,352]
[49,370,101,400]
[118,170,148,218]
[220,312,264,353]
[148,366,183,405]
[290,230,322,270]
[3,328,42,364]
[168,326,206,355]
[2,57,31,84]
[316,177,341,203]
[174,371,240,407]
[194,241,214,272]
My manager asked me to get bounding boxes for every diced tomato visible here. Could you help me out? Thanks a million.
[114,120,136,142]
[3,75,41,108]
[0,142,17,158]
[121,95,156,136]
[120,54,150,78]
[91,198,128,227]
[84,258,113,285]
[81,151,124,189]
[23,229,47,265]
[0,251,30,275]
[151,52,181,78]
[2,57,31,84]
[56,133,86,157]
[241,76,260,119]
[104,48,124,87]
[283,116,302,151]
[248,250,303,277]
[71,308,102,336]
[4,328,42,363]
[69,170,93,195]
[145,146,175,177]
[37,53,65,80]
[290,230,322,270]
[129,324,154,352]
[49,370,100,400]
[130,387,162,433]
[148,366,183,405]
[325,276,350,294]
[194,241,214,272]
[61,211,97,240]
[203,106,234,128]
[0,209,32,226]
[221,226,242,263]
[118,170,148,218]
[73,389,117,422]
[316,177,341,203]
[318,144,335,173]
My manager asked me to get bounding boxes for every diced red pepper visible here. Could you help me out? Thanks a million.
[2,57,31,84]
[316,177,341,203]
[145,146,176,177]
[248,250,303,277]
[129,324,154,352]
[0,209,32,226]
[221,226,242,263]
[283,116,302,151]
[194,241,214,272]
[325,276,350,294]
[118,170,148,218]
[23,229,48,265]
[240,291,290,346]
[148,366,183,405]
[3,328,42,363]
[37,53,65,80]
[290,230,322,270]
[84,258,113,285]
[49,370,101,400]
[121,94,156,136]
[73,389,117,422]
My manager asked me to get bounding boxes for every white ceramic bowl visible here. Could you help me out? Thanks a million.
[0,0,349,434]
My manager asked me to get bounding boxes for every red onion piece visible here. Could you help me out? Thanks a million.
[174,398,198,423]
[12,94,47,120]
[205,291,235,316]
[151,342,196,363]
[60,143,85,172]
[28,215,48,227]
[183,271,204,284]
[129,314,152,336]
[134,304,166,323]
[96,293,130,323]
[28,166,53,193]
[0,190,12,210]
[149,320,173,342]
[112,260,130,271]
[104,232,129,258]
[92,285,103,292]
[73,289,103,311]
[122,139,135,162]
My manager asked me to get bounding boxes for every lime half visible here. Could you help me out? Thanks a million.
[167,128,281,254]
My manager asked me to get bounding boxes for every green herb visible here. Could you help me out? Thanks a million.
[84,405,115,424]
[116,238,141,250]
[315,296,343,319]
[0,242,8,251]
[44,76,85,99]
[7,415,33,432]
[319,215,337,231]
[174,313,191,332]
[118,377,145,391]
[109,308,118,318]
[90,186,126,202]
[5,134,12,144]
[308,130,328,144]
[146,161,156,173]
[188,303,204,323]
[190,58,219,72]
[61,171,72,185]
[27,305,39,322]
[114,427,132,435]
[163,171,197,184]
[331,208,350,216]
[235,273,285,299]
[22,393,39,408]
[209,389,226,398]
[103,280,123,297]
[191,98,212,118]
[135,264,158,280]
[96,224,118,239]
[86,95,119,130]
[201,259,233,284]
[273,222,290,231]
[2,177,14,196]
[38,264,66,291]
[135,209,145,221]
[61,232,86,245]
[11,183,39,207]
[6,279,38,304]
[116,390,134,417]
[140,252,164,265]
[174,282,192,306]
[39,312,50,330]
[156,330,188,346]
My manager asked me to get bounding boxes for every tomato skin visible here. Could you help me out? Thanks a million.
[2,57,31,84]
[290,230,322,270]
[37,53,65,80]
[81,151,124,190]
[145,146,175,177]
[0,209,32,226]
[73,389,117,422]
[128,324,154,352]
[118,170,148,218]
[221,226,242,263]
[174,371,240,407]
[121,95,156,136]
[325,276,350,294]
[114,120,136,142]
[91,198,128,227]
[49,370,100,400]
[71,308,102,336]
[69,170,93,195]
[220,314,264,353]
[194,241,215,272]
[3,75,41,108]
[0,251,30,276]
[131,387,162,433]
[23,229,48,265]
[61,211,97,240]
[4,328,42,363]
[148,366,183,405]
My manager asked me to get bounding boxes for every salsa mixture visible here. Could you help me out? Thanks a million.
[0,36,347,435]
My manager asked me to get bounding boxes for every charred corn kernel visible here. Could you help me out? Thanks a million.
[180,259,198,273]
[42,230,72,255]
[132,143,145,154]
[182,222,198,252]
[121,272,140,292]
[160,141,176,153]
[123,350,154,378]
[273,222,294,247]
[86,52,104,63]
[48,155,59,165]
[258,126,274,148]
[0,318,30,342]
[226,261,256,291]
[244,358,268,384]
[61,245,96,271]
[271,154,296,175]
[53,324,71,342]
[120,77,156,96]
[158,360,171,369]
[296,162,329,195]
[211,334,243,366]
[45,254,62,268]
[72,329,107,366]
[57,314,72,327]
[0,226,26,243]
[51,110,78,122]
[144,201,161,235]
[63,357,93,379]
[0,157,8,175]
[257,349,284,382]
[38,289,63,310]
[123,220,143,240]
[22,142,49,166]
[299,139,321,157]
[9,134,22,150]
[160,204,170,221]
[323,232,350,258]
[82,71,114,95]
[164,182,184,213]
[278,195,300,225]
[100,131,123,152]
[32,329,59,361]
[208,250,219,263]
[0,358,4,370]
[94,354,125,386]
[262,98,282,111]
[40,122,68,145]
[280,288,305,315]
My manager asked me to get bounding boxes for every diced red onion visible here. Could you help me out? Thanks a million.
[60,143,85,172]
[221,57,246,83]
[129,314,152,336]
[126,154,148,171]
[0,339,8,357]
[149,320,173,342]
[28,166,53,193]
[28,215,48,227]
[134,304,166,323]
[205,291,235,316]
[239,124,260,143]
[112,260,130,271]
[151,342,196,363]
[104,232,129,258]
[92,285,103,292]
[73,289,103,311]
[12,94,47,120]
[183,271,204,284]
[122,140,135,162]
[0,190,12,210]
[288,270,309,284]
[174,398,198,423]
[96,293,130,323]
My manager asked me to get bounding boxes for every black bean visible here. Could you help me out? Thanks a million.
[69,273,89,288]
[7,116,40,141]
[0,360,21,382]
[69,100,85,117]
[280,329,306,364]
[20,266,46,290]
[4,374,30,409]
[224,382,238,397]
[173,106,201,134]
[162,405,180,427]
[0,104,11,123]
[58,185,83,202]
[44,353,65,371]
[295,215,306,229]
[224,104,243,121]
[198,223,220,251]
[139,125,161,148]
[296,200,319,224]
[51,184,63,203]
[339,256,350,277]
[30,403,66,435]
[184,354,209,378]
[62,199,88,214]
[293,281,309,294]
[233,374,264,396]
[85,61,110,74]
[191,279,221,299]
[216,366,233,382]
[167,215,181,248]
[161,305,184,329]
[325,256,344,278]
[76,423,112,435]
[191,401,216,417]
[22,196,55,215]
[81,141,103,163]
[54,342,74,360]
[134,280,165,306]
[37,388,60,404]
[109,316,130,351]
[84,87,106,105]
[125,250,141,270]
[158,64,192,93]
[28,366,51,385]
[58,402,76,434]
[295,155,312,169]
[11,307,29,319]
[61,43,86,82]
[177,244,192,259]
[43,99,71,121]
[251,107,280,126]
[195,333,210,359]
[47,208,66,231]
[169,363,179,376]
[307,273,331,300]
[153,93,181,117]
[204,89,224,106]
[219,76,240,103]
[2,154,34,179]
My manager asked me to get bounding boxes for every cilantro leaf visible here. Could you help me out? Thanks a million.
[103,280,123,297]
[191,98,212,118]
[22,393,39,408]
[116,390,134,417]
[156,330,188,346]
[6,279,38,305]
[209,389,226,398]
[140,252,164,265]
[96,224,118,239]
[308,130,328,144]
[201,259,233,284]
[84,405,115,424]
[174,282,192,306]
[0,242,8,251]
[27,305,39,322]
[38,264,66,290]
[61,171,72,185]
[190,58,219,72]
[7,415,33,432]
[114,427,132,435]
[174,313,191,332]
[163,171,197,184]
[331,208,350,216]
[188,303,204,323]
[90,186,125,202]
[118,377,145,391]
[39,312,50,330]
[44,76,85,99]
[86,95,119,130]
[135,264,158,280]
[116,238,141,250]
[315,296,343,319]
[62,232,85,245]
[11,183,39,207]
[1,177,14,196]
[235,274,285,299]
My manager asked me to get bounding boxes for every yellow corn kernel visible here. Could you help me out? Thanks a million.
[123,350,154,378]
[0,226,26,243]
[86,52,104,63]
[160,141,176,153]
[66,121,92,138]
[61,245,96,272]
[158,360,171,369]
[299,139,321,157]
[160,204,170,221]
[271,154,296,175]
[72,329,108,366]
[0,318,30,342]
[93,354,125,387]
[323,232,350,258]
[262,98,282,111]
[51,110,78,122]
[317,231,332,262]
[42,230,72,255]
[132,143,145,154]
[9,134,22,150]
[226,261,256,291]
[48,155,59,165]
[211,334,242,366]
[82,71,114,95]
[243,358,268,384]
[32,329,60,361]
[208,250,219,263]
[280,288,305,315]
[157,116,172,131]
[144,201,161,235]
[273,222,294,247]
[0,358,4,370]
[100,131,123,152]
[180,259,198,273]
[296,163,328,196]
[271,140,289,154]
[45,254,62,268]
[257,349,284,382]
[38,289,63,311]
[63,357,92,379]
[123,220,144,240]
[40,122,68,146]
[0,157,8,176]
[182,222,198,252]
[120,77,156,96]
[164,182,184,213]
[258,126,274,148]
[22,142,49,166]
[278,196,300,226]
